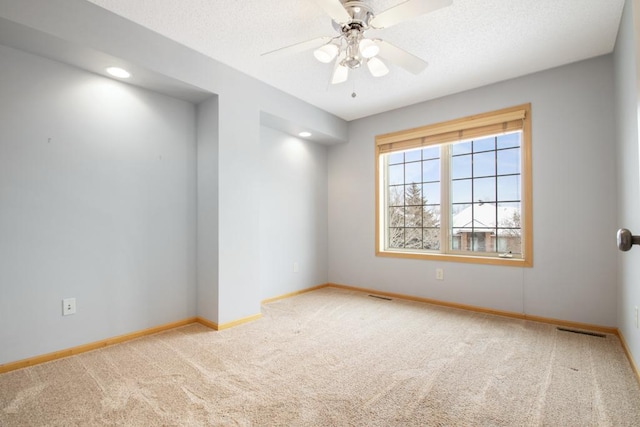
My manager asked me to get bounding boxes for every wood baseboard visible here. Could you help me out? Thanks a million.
[196,313,263,331]
[326,282,619,334]
[196,316,218,330]
[4,282,637,383]
[0,317,198,374]
[324,282,640,382]
[261,284,328,305]
[617,329,640,386]
[217,313,262,330]
[0,312,262,374]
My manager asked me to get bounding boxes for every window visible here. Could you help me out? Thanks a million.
[375,104,532,266]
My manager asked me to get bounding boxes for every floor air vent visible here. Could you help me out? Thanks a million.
[368,294,392,301]
[557,327,606,338]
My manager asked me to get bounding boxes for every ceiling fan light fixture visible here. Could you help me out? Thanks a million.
[359,38,379,58]
[367,57,389,77]
[332,64,349,84]
[262,0,438,86]
[313,43,339,63]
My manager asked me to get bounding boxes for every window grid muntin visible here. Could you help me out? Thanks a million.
[384,131,522,257]
[385,147,441,251]
[448,133,522,256]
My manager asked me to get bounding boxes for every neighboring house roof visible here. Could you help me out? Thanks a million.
[452,203,519,235]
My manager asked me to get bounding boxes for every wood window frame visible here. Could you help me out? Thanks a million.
[375,104,533,267]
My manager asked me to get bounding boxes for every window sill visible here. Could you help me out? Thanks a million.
[376,249,532,267]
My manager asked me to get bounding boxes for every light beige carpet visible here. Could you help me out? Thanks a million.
[1,287,639,426]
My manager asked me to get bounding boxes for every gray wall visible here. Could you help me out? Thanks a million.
[0,0,348,328]
[196,96,219,323]
[0,45,197,364]
[216,86,262,324]
[260,127,329,300]
[329,55,618,327]
[614,0,640,370]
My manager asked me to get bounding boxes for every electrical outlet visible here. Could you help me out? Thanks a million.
[62,298,76,316]
[436,268,444,280]
[293,262,299,273]
[635,306,639,329]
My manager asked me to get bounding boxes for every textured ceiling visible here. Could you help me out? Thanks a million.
[85,0,624,121]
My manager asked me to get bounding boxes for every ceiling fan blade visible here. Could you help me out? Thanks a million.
[261,36,332,58]
[311,0,352,24]
[376,40,428,74]
[370,0,452,29]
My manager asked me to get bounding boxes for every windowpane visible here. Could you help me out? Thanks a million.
[497,235,522,255]
[405,206,423,227]
[422,182,440,204]
[388,164,404,185]
[388,228,405,249]
[474,136,495,152]
[451,233,461,250]
[497,175,520,201]
[377,107,529,265]
[452,141,472,155]
[473,151,496,177]
[422,159,440,182]
[497,133,520,149]
[470,232,487,252]
[405,162,421,184]
[450,201,504,254]
[498,203,522,242]
[405,228,422,249]
[497,202,521,254]
[451,228,472,250]
[451,154,472,179]
[475,203,496,232]
[453,227,474,237]
[497,148,520,175]
[452,203,471,218]
[422,146,439,160]
[424,205,440,226]
[423,228,440,250]
[485,234,498,253]
[388,152,404,165]
[497,202,521,228]
[405,183,424,206]
[405,150,422,162]
[451,179,472,203]
[388,206,405,227]
[473,177,496,202]
[388,185,404,206]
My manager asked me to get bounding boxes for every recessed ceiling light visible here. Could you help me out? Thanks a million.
[298,131,312,138]
[106,67,131,79]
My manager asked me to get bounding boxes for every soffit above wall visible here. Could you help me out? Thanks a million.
[0,17,212,104]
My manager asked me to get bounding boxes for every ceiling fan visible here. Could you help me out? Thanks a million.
[262,0,452,84]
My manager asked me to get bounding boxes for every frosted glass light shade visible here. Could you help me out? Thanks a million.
[359,39,379,58]
[314,44,339,63]
[331,64,349,84]
[367,57,389,77]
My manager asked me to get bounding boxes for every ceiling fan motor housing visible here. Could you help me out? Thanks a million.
[333,1,374,30]
[332,1,376,69]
